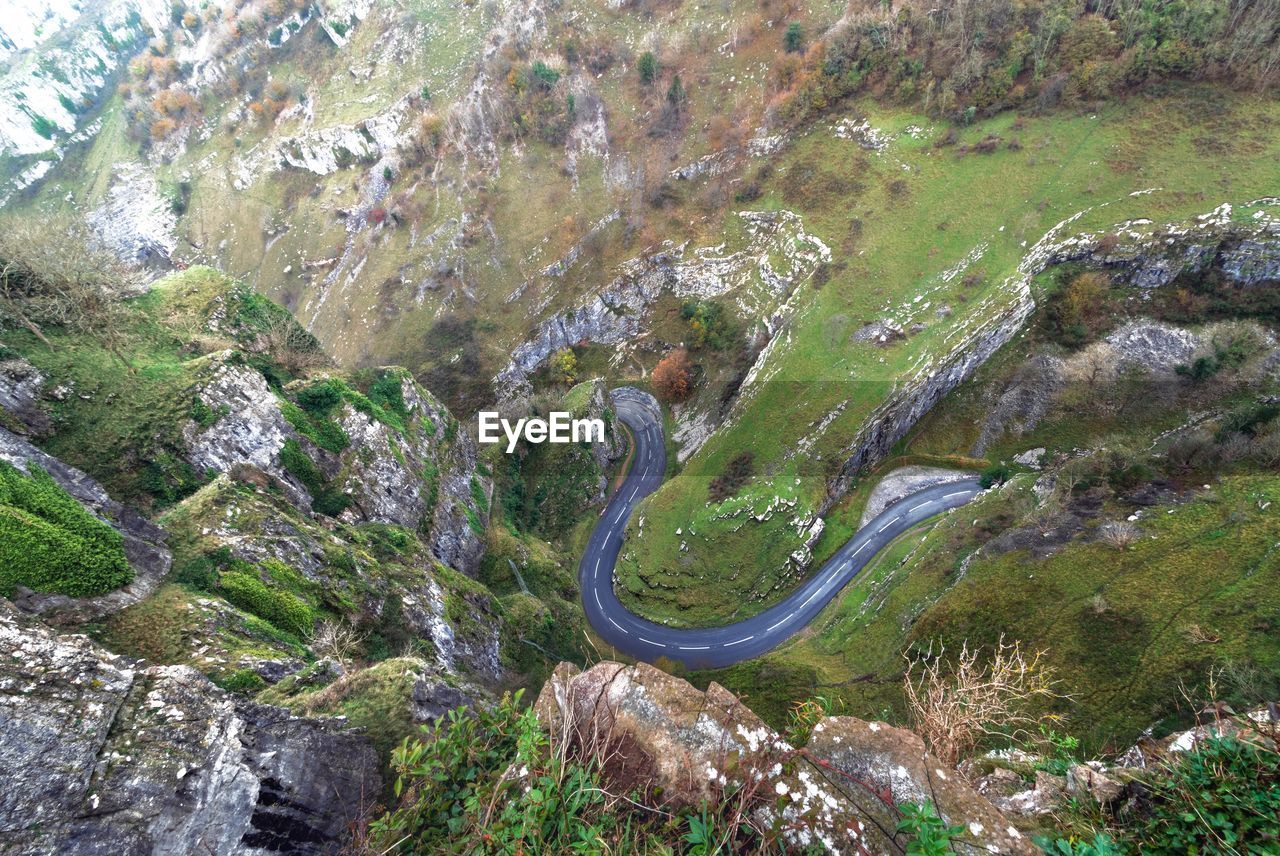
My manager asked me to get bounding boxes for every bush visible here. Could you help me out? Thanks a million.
[279,438,349,516]
[531,61,560,89]
[680,300,735,350]
[296,379,343,415]
[367,371,408,425]
[979,463,1011,488]
[0,463,132,597]
[217,668,267,694]
[784,22,804,54]
[651,349,694,403]
[218,569,315,637]
[637,50,657,84]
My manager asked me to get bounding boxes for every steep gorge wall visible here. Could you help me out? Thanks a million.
[824,203,1280,510]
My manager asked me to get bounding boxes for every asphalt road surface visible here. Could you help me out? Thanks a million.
[579,388,984,669]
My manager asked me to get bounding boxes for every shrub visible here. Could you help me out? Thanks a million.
[0,463,132,597]
[637,50,657,84]
[979,462,1011,488]
[279,438,349,516]
[296,379,343,415]
[904,636,1061,766]
[784,22,804,54]
[367,371,408,425]
[680,300,735,350]
[218,568,315,637]
[652,349,693,403]
[280,399,349,453]
[217,668,267,693]
[531,60,560,89]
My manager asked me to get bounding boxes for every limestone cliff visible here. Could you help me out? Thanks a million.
[0,599,380,855]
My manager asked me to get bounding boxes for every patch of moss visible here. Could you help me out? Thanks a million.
[0,462,132,597]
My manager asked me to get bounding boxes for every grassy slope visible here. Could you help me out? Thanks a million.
[693,472,1280,753]
[620,90,1280,627]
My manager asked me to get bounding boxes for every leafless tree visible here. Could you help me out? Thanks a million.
[310,620,366,670]
[0,216,138,362]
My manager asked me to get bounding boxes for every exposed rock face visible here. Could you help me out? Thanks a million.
[495,210,830,400]
[0,600,379,855]
[830,209,1280,502]
[0,0,165,203]
[0,358,50,436]
[165,475,502,682]
[1041,216,1280,289]
[334,373,489,576]
[184,357,311,507]
[807,717,1037,854]
[1104,320,1201,374]
[535,661,1036,855]
[86,163,178,271]
[827,291,1035,511]
[0,426,171,623]
[184,361,489,576]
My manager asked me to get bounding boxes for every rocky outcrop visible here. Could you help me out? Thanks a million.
[184,357,311,506]
[0,426,171,623]
[826,289,1034,510]
[536,661,1036,855]
[568,379,627,503]
[495,210,830,400]
[164,474,502,682]
[0,358,49,436]
[1039,210,1280,289]
[828,205,1280,505]
[0,600,379,855]
[86,163,178,270]
[183,360,489,576]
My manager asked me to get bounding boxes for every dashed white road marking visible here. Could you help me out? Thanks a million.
[594,590,602,609]
[908,502,930,512]
[724,636,754,646]
[878,518,899,533]
[944,491,970,500]
[679,645,710,651]
[766,615,791,632]
[607,616,629,634]
[638,637,665,647]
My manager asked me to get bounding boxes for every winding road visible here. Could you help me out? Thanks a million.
[578,388,984,669]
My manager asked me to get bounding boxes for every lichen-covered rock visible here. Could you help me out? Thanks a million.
[807,717,1039,854]
[0,426,170,623]
[1067,763,1124,806]
[184,357,312,508]
[158,475,502,682]
[0,358,50,436]
[0,600,379,855]
[183,361,489,576]
[535,661,1036,855]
